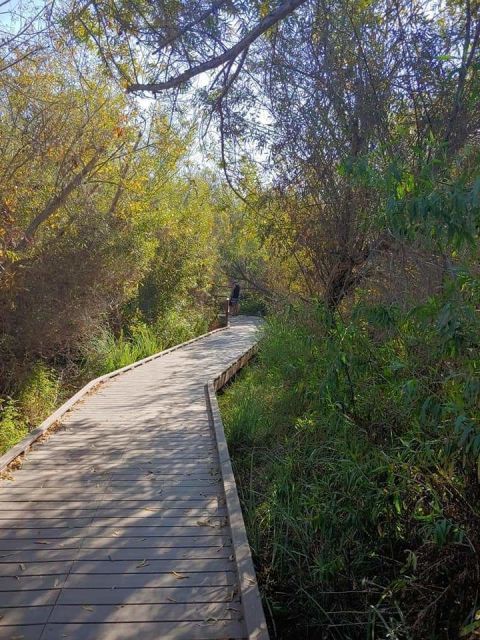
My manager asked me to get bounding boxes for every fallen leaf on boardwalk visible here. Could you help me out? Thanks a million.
[19,563,26,571]
[35,540,50,545]
[197,518,223,528]
[229,554,234,561]
[171,571,188,580]
[82,605,94,612]
[247,577,256,585]
[166,597,178,603]
[136,559,149,568]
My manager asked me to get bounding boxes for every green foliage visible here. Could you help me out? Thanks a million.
[153,306,213,347]
[0,398,28,454]
[83,305,214,377]
[220,281,480,638]
[17,363,59,427]
[84,329,152,376]
[237,293,268,316]
[0,39,225,457]
[0,364,59,455]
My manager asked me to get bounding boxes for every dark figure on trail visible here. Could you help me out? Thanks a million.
[229,283,241,315]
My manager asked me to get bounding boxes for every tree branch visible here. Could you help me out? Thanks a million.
[16,150,104,251]
[127,0,308,93]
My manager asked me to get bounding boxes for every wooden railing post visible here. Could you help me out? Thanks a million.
[225,297,230,326]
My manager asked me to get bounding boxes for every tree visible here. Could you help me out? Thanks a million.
[214,0,480,307]
[0,40,193,382]
[64,0,309,95]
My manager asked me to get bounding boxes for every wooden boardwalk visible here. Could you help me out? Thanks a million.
[0,318,268,640]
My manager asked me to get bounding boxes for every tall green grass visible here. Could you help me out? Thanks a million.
[0,398,28,454]
[220,278,480,639]
[84,307,213,376]
[0,362,59,454]
[84,326,159,375]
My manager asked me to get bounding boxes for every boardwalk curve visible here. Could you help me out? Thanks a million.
[0,317,268,640]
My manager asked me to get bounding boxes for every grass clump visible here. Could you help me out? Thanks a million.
[0,363,59,454]
[84,306,213,377]
[0,398,28,454]
[220,279,480,639]
[17,363,60,426]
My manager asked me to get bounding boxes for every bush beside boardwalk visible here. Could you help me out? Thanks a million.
[220,288,480,639]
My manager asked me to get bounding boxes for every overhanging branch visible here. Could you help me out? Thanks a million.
[127,0,308,93]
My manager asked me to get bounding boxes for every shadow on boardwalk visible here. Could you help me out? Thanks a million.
[0,317,267,640]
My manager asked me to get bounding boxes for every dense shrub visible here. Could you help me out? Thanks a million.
[220,277,480,639]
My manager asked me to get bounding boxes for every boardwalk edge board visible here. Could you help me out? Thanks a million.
[0,325,228,474]
[206,345,269,640]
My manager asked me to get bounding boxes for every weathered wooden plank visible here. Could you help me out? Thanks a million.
[0,558,233,577]
[68,558,234,574]
[0,546,233,563]
[0,516,226,530]
[41,620,245,640]
[0,625,43,640]
[1,470,218,482]
[0,506,226,520]
[28,448,215,466]
[0,525,228,539]
[0,518,93,529]
[48,602,241,624]
[0,488,221,500]
[0,480,222,492]
[0,535,228,552]
[0,606,52,625]
[0,575,67,590]
[0,498,218,511]
[18,462,217,472]
[0,589,60,606]
[63,571,236,589]
[57,586,239,605]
